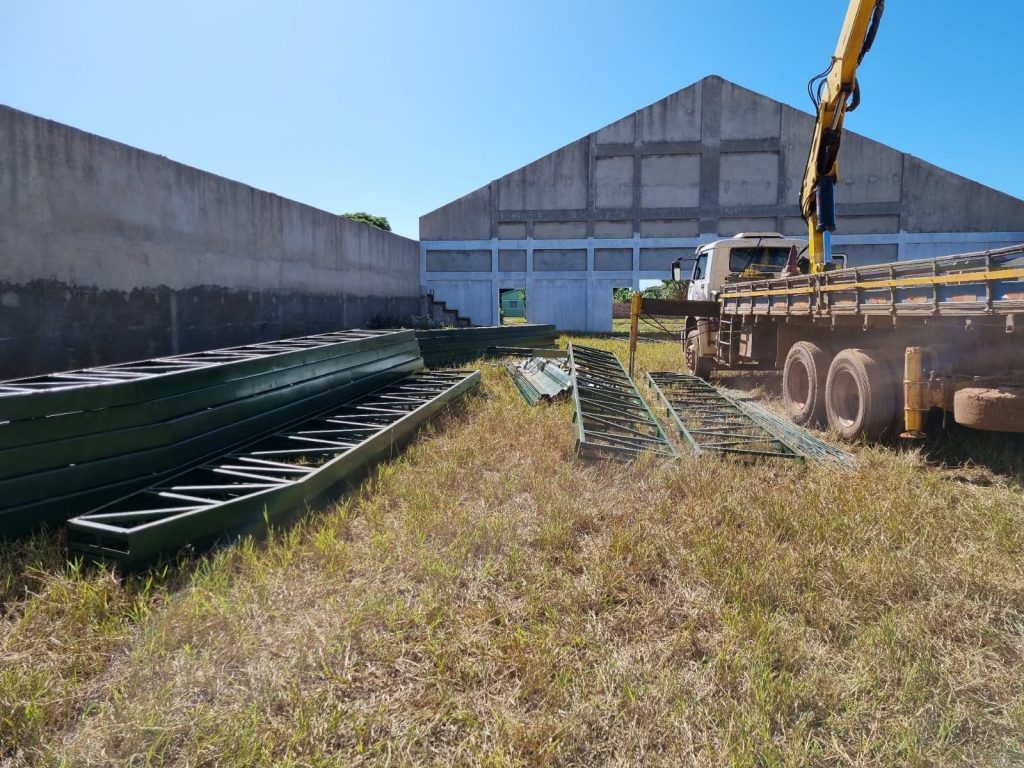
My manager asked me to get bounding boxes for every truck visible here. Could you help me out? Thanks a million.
[653,0,1024,442]
[669,236,1024,440]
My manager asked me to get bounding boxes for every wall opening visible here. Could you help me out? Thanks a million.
[499,287,527,325]
[611,286,633,333]
[636,280,688,339]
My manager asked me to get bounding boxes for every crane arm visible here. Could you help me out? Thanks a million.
[801,0,884,273]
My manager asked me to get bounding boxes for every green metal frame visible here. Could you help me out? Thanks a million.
[646,372,802,459]
[416,325,557,367]
[733,397,855,466]
[0,330,408,421]
[67,370,480,567]
[0,330,422,535]
[568,344,677,460]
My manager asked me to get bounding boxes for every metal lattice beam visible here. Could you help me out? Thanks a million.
[568,345,677,460]
[67,370,480,567]
[415,325,557,367]
[646,372,801,459]
[732,396,855,467]
[0,329,405,420]
[0,330,423,535]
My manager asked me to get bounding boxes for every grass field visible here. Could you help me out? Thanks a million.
[3,335,1024,766]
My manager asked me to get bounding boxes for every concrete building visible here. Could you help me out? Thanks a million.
[0,105,421,378]
[420,75,1024,331]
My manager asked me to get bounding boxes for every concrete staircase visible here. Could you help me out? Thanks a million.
[424,291,473,328]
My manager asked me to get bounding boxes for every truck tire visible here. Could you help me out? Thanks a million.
[682,323,714,380]
[783,341,830,426]
[825,349,897,441]
[954,386,1024,432]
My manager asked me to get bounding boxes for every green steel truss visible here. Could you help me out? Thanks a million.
[732,396,856,466]
[67,370,480,567]
[415,325,557,367]
[0,330,406,421]
[568,344,677,460]
[646,372,801,459]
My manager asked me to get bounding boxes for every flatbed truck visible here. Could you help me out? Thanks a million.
[669,235,1024,441]
[652,0,1024,441]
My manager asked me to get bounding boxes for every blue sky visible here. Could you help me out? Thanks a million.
[2,0,1022,239]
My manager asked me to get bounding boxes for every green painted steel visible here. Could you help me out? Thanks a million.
[646,372,855,464]
[67,370,480,567]
[0,330,407,422]
[0,330,422,535]
[568,345,677,460]
[416,325,557,367]
[646,372,802,459]
[0,361,420,530]
[0,341,422,477]
[733,396,855,466]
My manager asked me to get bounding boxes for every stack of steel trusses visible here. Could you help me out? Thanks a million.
[0,330,424,537]
[416,324,557,367]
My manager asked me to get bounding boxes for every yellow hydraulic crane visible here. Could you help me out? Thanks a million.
[801,0,885,273]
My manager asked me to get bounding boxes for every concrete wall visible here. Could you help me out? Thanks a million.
[420,75,1024,331]
[0,105,421,378]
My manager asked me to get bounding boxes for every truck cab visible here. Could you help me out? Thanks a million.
[672,232,807,301]
[672,233,814,379]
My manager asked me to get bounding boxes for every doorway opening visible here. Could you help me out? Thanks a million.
[499,287,527,325]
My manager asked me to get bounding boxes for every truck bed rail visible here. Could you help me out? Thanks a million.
[719,243,1024,319]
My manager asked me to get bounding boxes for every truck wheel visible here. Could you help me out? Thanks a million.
[825,349,897,441]
[954,387,1024,432]
[783,341,830,426]
[682,325,713,380]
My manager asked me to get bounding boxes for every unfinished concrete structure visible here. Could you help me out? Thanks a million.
[420,75,1024,331]
[0,106,421,378]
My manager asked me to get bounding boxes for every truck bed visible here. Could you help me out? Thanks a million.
[718,243,1024,320]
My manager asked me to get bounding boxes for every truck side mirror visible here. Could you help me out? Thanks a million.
[672,261,683,282]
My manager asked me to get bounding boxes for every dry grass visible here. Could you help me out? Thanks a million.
[2,336,1024,766]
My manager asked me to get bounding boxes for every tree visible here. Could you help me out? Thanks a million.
[344,212,391,232]
[641,280,688,300]
[661,278,688,300]
[615,281,685,303]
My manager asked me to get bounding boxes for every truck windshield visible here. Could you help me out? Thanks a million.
[728,247,792,273]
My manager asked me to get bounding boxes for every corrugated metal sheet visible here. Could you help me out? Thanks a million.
[506,357,571,405]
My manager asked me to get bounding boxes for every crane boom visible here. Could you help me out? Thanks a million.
[801,0,884,273]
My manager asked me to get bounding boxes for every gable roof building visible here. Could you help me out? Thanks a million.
[419,75,1024,330]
